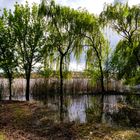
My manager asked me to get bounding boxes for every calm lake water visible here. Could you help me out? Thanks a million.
[39,94,140,125]
[1,78,140,125]
[3,93,140,125]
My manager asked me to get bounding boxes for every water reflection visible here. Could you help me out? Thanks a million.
[2,91,140,126]
[102,95,124,124]
[33,94,139,125]
[67,95,90,123]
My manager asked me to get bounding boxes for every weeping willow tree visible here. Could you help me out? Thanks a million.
[101,2,140,84]
[80,15,109,92]
[39,0,97,121]
[111,39,140,85]
[101,3,140,65]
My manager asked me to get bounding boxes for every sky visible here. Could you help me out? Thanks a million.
[0,0,140,71]
[1,0,139,14]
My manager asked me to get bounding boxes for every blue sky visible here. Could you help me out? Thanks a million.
[0,0,139,71]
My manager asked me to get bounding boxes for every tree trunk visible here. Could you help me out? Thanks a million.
[99,60,105,92]
[8,77,12,100]
[60,55,64,122]
[25,70,31,101]
[134,51,140,66]
[92,44,105,93]
[106,72,109,91]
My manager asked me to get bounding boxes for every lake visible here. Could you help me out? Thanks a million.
[36,94,140,125]
[1,78,140,126]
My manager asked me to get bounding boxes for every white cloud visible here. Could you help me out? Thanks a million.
[56,0,139,15]
[56,0,114,15]
[128,0,140,6]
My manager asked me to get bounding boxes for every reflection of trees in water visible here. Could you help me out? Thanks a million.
[86,96,102,122]
[126,95,140,107]
[102,95,140,126]
[44,95,140,124]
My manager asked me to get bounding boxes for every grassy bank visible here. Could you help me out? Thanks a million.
[0,101,140,140]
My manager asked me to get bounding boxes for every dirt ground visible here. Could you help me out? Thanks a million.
[0,100,140,140]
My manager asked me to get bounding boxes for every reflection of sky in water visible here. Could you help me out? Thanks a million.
[67,96,90,123]
[67,95,127,123]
